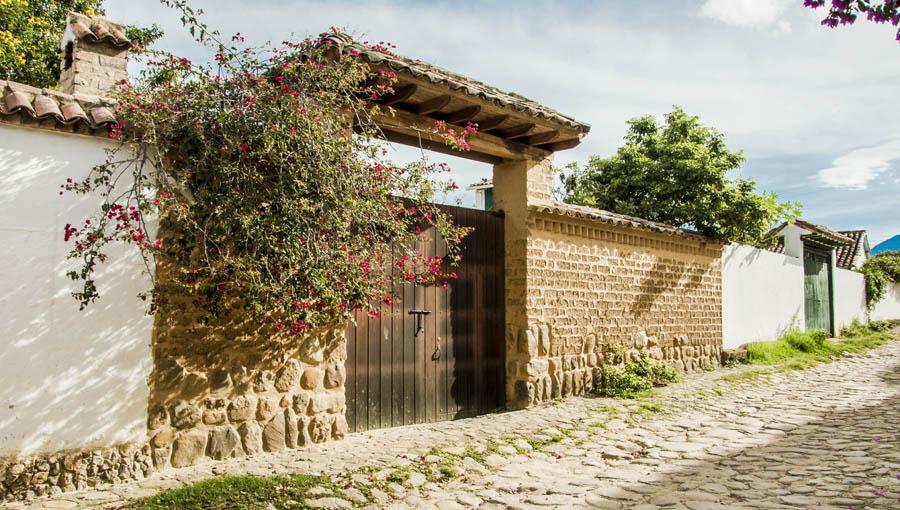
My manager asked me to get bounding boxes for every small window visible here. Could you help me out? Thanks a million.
[63,41,74,70]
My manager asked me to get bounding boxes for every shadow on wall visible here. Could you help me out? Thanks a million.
[630,256,707,318]
[0,126,154,457]
[722,243,804,348]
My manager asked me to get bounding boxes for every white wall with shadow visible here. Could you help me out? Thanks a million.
[721,243,804,349]
[833,267,867,332]
[871,282,900,322]
[0,125,153,456]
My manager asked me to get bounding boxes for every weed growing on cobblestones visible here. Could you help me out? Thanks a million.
[722,367,772,384]
[128,473,332,510]
[596,354,678,398]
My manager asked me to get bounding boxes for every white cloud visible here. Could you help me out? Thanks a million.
[699,0,792,32]
[815,140,900,190]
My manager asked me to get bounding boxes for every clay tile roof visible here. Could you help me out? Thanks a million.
[318,33,590,134]
[769,219,855,248]
[791,219,854,246]
[67,12,131,47]
[529,202,721,243]
[1,80,118,132]
[835,229,867,269]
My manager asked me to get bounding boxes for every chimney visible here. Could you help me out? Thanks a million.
[59,12,131,96]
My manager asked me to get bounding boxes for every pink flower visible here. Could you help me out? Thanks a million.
[239,143,250,153]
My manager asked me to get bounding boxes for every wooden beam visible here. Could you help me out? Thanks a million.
[536,137,582,152]
[444,105,481,124]
[475,115,508,131]
[413,95,452,115]
[370,108,549,162]
[380,83,417,106]
[490,123,535,139]
[515,130,558,146]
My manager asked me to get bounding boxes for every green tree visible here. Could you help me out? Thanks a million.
[561,107,800,245]
[0,0,161,88]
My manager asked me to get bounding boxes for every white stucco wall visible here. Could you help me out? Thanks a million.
[0,124,153,456]
[722,243,805,349]
[871,282,900,321]
[833,267,867,333]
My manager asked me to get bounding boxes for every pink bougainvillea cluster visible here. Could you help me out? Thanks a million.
[60,0,474,331]
[804,0,900,42]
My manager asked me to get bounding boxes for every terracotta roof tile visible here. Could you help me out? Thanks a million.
[529,201,720,243]
[835,229,866,269]
[67,12,131,47]
[318,33,590,134]
[0,80,118,133]
[769,219,854,247]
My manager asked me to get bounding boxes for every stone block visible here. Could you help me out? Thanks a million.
[538,324,551,355]
[257,397,279,421]
[298,335,324,364]
[285,409,299,449]
[324,363,346,389]
[513,380,533,403]
[150,428,175,448]
[275,360,302,392]
[252,370,275,392]
[228,396,256,422]
[171,401,200,429]
[238,421,263,456]
[171,430,207,468]
[293,392,311,415]
[309,414,331,443]
[332,414,349,440]
[208,426,240,460]
[300,368,322,390]
[262,416,286,452]
[151,447,171,470]
[147,404,168,431]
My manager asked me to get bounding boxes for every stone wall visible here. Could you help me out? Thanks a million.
[145,259,349,471]
[503,205,724,409]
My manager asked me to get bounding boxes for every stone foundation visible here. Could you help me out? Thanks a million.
[1,445,154,501]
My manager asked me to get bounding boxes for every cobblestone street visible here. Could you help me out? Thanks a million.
[7,340,900,510]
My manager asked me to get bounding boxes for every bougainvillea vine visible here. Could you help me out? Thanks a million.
[60,0,476,333]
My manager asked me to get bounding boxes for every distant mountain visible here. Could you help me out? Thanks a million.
[872,235,900,254]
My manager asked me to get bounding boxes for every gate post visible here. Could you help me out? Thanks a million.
[492,156,553,410]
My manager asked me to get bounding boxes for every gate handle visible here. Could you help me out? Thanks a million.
[432,342,441,360]
[408,309,431,315]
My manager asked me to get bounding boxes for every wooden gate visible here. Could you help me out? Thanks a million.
[804,246,833,334]
[345,205,505,432]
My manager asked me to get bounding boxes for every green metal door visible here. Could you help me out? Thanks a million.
[803,247,832,333]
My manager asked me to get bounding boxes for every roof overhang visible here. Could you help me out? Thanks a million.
[802,234,849,250]
[321,34,590,164]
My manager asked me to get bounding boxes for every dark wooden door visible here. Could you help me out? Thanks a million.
[345,205,505,432]
[804,246,833,334]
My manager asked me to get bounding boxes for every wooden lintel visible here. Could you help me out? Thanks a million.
[476,115,508,131]
[444,105,481,124]
[516,130,559,145]
[370,108,549,162]
[380,83,418,106]
[413,95,452,115]
[490,123,535,139]
[537,137,582,152]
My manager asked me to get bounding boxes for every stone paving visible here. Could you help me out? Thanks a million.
[5,339,900,510]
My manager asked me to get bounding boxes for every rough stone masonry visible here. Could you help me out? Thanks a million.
[492,156,724,410]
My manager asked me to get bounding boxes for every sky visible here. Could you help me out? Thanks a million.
[105,0,900,244]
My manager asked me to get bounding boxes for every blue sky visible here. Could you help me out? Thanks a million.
[106,0,900,244]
